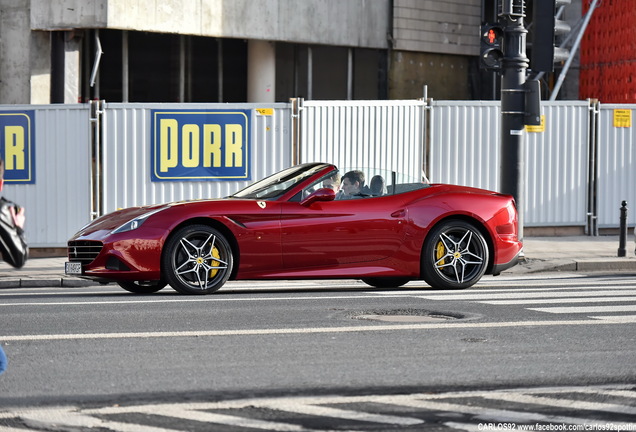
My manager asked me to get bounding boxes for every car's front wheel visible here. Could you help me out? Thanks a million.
[422,220,489,290]
[117,280,167,294]
[162,224,234,295]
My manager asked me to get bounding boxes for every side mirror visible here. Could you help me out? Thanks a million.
[300,188,336,207]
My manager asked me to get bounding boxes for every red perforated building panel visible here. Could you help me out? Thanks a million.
[579,0,636,102]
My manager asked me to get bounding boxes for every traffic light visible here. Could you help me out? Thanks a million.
[530,0,571,72]
[480,23,504,71]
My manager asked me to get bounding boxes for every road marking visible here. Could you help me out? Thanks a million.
[129,405,313,431]
[0,317,632,342]
[444,421,481,431]
[1,406,172,432]
[82,401,420,431]
[416,284,636,318]
[588,315,636,323]
[0,426,32,432]
[2,285,634,307]
[0,294,409,308]
[529,304,636,314]
[386,397,635,428]
[259,400,423,426]
[4,385,634,432]
[575,388,636,398]
[388,399,597,426]
[417,289,636,301]
[481,392,636,415]
[0,289,124,297]
[484,295,636,305]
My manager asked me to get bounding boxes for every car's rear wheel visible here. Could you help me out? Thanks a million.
[422,220,489,290]
[117,280,167,294]
[162,224,234,295]
[361,277,410,288]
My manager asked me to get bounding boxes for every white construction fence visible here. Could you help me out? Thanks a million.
[0,99,633,248]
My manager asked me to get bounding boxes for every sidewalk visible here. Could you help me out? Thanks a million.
[513,235,636,274]
[1,236,635,288]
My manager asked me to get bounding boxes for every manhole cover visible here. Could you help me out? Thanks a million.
[351,309,462,323]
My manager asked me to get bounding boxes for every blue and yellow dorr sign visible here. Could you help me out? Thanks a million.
[151,110,250,182]
[0,111,35,184]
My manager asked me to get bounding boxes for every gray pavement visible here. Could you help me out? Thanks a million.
[1,236,635,288]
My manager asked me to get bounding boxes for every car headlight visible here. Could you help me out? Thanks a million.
[112,207,167,234]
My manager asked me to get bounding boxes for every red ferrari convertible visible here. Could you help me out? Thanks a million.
[66,163,522,294]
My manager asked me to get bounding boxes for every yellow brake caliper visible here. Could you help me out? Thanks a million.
[435,241,446,268]
[210,246,220,277]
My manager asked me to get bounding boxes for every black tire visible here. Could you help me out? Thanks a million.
[117,280,167,294]
[361,277,410,288]
[162,224,233,295]
[422,220,489,290]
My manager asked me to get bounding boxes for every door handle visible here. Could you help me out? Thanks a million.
[391,209,406,218]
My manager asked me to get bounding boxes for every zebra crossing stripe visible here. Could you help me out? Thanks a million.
[0,426,35,432]
[378,396,636,429]
[417,288,636,301]
[480,392,636,415]
[128,405,312,431]
[3,407,172,432]
[416,284,636,317]
[3,385,635,432]
[528,304,636,314]
[483,296,636,305]
[259,400,424,426]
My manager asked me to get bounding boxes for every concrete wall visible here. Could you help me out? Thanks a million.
[30,0,391,49]
[389,51,473,100]
[29,31,51,104]
[0,0,53,104]
[0,0,31,103]
[392,0,480,56]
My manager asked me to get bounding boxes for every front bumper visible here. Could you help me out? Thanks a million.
[66,230,165,282]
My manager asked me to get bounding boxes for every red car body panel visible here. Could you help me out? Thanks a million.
[67,163,522,287]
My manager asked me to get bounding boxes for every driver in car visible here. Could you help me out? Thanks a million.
[339,170,371,199]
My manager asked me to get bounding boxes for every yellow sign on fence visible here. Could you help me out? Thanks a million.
[525,115,545,133]
[613,109,632,128]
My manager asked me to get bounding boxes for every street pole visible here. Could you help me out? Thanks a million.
[499,3,528,242]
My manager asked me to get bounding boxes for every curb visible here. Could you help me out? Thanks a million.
[0,278,98,289]
[557,258,636,272]
[510,258,636,274]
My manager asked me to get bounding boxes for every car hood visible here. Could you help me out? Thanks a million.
[73,204,170,237]
[71,198,253,238]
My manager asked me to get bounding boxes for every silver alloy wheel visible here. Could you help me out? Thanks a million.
[434,229,485,284]
[422,220,489,290]
[163,224,233,294]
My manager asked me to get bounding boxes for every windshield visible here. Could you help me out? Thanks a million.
[231,164,330,200]
[291,167,430,202]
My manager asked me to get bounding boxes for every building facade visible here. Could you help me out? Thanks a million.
[0,0,485,104]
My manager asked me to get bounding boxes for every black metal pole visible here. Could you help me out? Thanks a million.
[618,200,627,257]
[499,8,528,242]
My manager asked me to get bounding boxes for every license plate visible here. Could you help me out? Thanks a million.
[65,262,83,275]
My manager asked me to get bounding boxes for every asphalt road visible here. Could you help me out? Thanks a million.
[1,272,635,431]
